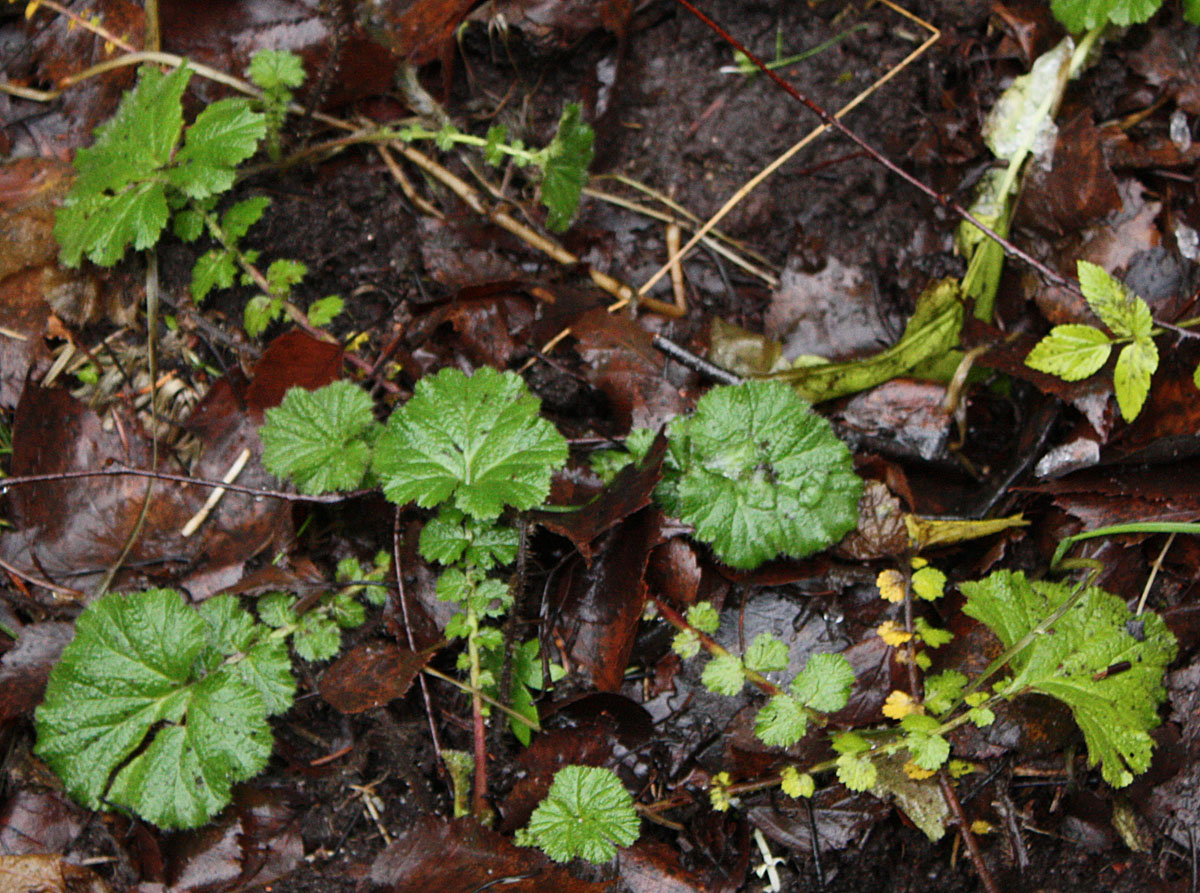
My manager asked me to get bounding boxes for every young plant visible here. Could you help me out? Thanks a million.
[396,104,594,233]
[53,50,338,337]
[516,765,639,863]
[1025,260,1179,421]
[592,379,863,568]
[34,561,387,829]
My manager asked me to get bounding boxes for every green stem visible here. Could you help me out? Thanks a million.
[1052,521,1200,569]
[465,603,490,820]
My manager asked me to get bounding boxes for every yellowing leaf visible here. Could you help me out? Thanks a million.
[903,761,936,780]
[883,690,921,720]
[877,620,913,647]
[877,568,906,603]
[1113,338,1158,422]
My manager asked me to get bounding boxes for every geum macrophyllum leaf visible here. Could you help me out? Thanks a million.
[373,366,568,520]
[1050,0,1162,31]
[1025,325,1112,381]
[522,766,639,863]
[166,98,267,200]
[665,380,862,569]
[34,590,276,829]
[960,570,1176,787]
[260,381,378,494]
[539,103,595,233]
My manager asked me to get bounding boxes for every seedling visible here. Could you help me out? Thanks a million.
[1024,260,1199,421]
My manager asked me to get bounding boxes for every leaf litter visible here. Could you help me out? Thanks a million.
[2,0,1200,890]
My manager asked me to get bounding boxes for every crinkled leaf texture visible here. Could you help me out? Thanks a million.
[960,570,1176,787]
[374,367,568,520]
[522,766,639,862]
[1050,0,1162,31]
[540,104,594,233]
[260,381,378,494]
[663,380,862,569]
[34,590,285,829]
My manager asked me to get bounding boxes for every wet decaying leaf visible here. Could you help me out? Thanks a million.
[0,621,71,724]
[0,789,86,855]
[0,854,111,893]
[319,639,435,714]
[365,815,608,892]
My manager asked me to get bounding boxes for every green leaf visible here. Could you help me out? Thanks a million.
[294,610,341,661]
[169,99,266,199]
[1025,325,1112,381]
[1076,261,1153,339]
[910,567,946,601]
[247,49,306,91]
[1186,0,1200,24]
[744,632,789,673]
[56,183,170,267]
[790,652,855,713]
[191,249,237,303]
[522,766,639,863]
[836,753,877,792]
[701,654,746,696]
[539,103,594,232]
[922,670,966,715]
[663,380,862,569]
[672,628,701,659]
[484,124,508,166]
[222,196,270,241]
[243,295,283,337]
[831,730,869,755]
[173,208,204,242]
[373,367,568,520]
[903,723,951,771]
[1050,0,1162,31]
[260,381,378,494]
[34,589,274,829]
[686,601,720,634]
[258,593,297,628]
[418,507,520,570]
[307,294,343,326]
[329,592,365,628]
[914,617,952,649]
[755,694,808,747]
[1113,338,1158,422]
[266,258,307,297]
[960,570,1177,787]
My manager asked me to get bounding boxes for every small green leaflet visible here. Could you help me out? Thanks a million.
[307,295,344,326]
[687,600,720,634]
[701,653,746,695]
[663,380,862,569]
[780,766,815,798]
[900,714,951,771]
[247,49,306,91]
[1113,338,1157,422]
[167,99,268,199]
[34,590,281,829]
[960,570,1176,787]
[520,766,639,863]
[198,594,295,715]
[373,367,568,520]
[836,753,877,792]
[790,652,855,713]
[744,632,789,673]
[1026,325,1112,381]
[260,381,378,494]
[418,507,520,569]
[1077,261,1152,339]
[1050,0,1164,30]
[923,670,967,715]
[755,693,809,747]
[539,104,594,233]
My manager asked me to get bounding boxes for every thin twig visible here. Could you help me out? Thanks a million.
[938,770,1000,893]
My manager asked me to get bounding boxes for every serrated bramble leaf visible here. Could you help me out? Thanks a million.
[244,295,283,337]
[222,196,270,241]
[257,593,297,628]
[260,381,377,494]
[1113,338,1158,422]
[923,670,967,715]
[701,654,746,696]
[687,601,720,634]
[373,367,568,520]
[191,249,237,303]
[523,766,639,863]
[173,208,204,242]
[307,294,343,326]
[836,753,877,791]
[56,182,171,267]
[418,507,519,570]
[294,611,341,662]
[330,593,365,628]
[968,705,995,727]
[914,617,952,648]
[169,99,266,199]
[745,632,789,673]
[791,652,855,713]
[1076,260,1154,339]
[1050,0,1161,31]
[905,728,951,771]
[755,693,808,747]
[247,49,306,90]
[666,380,862,569]
[540,103,594,233]
[484,124,508,166]
[960,570,1176,787]
[266,258,306,297]
[1025,325,1112,381]
[34,589,273,829]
